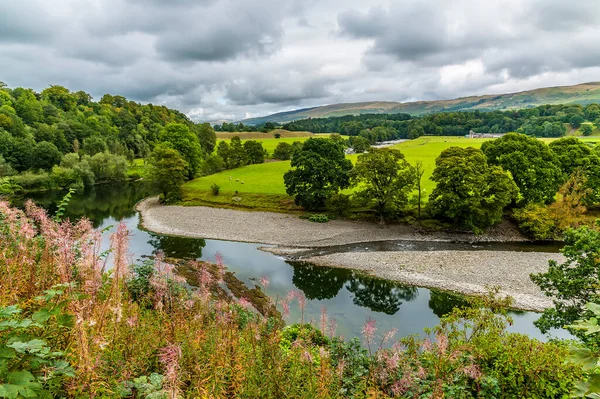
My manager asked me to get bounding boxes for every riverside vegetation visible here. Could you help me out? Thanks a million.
[7,197,600,398]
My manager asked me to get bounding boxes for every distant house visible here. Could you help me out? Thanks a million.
[467,130,506,139]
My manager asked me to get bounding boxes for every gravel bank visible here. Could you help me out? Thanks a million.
[137,197,558,310]
[303,251,563,311]
[136,197,528,247]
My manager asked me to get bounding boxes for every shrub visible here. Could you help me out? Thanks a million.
[326,193,351,217]
[211,183,220,196]
[274,133,281,139]
[273,142,294,160]
[513,203,557,240]
[11,171,50,191]
[308,213,329,223]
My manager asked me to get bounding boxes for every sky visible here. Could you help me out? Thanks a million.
[1,0,600,122]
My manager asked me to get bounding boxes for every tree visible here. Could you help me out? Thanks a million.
[428,147,518,232]
[32,141,62,171]
[147,147,187,203]
[351,136,371,153]
[0,155,15,177]
[216,141,233,169]
[41,85,76,112]
[351,148,415,223]
[531,226,600,341]
[549,137,600,205]
[273,142,294,160]
[414,160,425,224]
[284,138,353,210]
[228,136,248,168]
[243,140,267,164]
[481,133,563,205]
[195,123,216,154]
[159,123,203,179]
[89,153,127,182]
[580,123,594,136]
[82,136,108,156]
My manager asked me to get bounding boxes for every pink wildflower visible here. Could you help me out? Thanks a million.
[237,297,252,310]
[259,276,270,291]
[320,306,328,335]
[463,364,482,380]
[362,318,377,342]
[436,332,448,354]
[382,328,398,344]
[280,300,290,318]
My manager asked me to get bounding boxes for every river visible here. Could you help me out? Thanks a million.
[13,182,570,342]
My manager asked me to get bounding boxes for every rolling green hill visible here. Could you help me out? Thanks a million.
[241,82,600,125]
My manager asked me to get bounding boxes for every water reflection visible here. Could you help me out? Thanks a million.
[147,233,206,260]
[12,182,570,341]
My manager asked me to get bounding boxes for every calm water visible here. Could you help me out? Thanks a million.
[15,182,569,341]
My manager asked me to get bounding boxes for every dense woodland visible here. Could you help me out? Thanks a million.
[282,103,600,141]
[0,82,219,194]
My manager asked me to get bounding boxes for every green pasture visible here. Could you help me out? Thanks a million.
[216,134,342,156]
[182,135,600,211]
[183,136,489,206]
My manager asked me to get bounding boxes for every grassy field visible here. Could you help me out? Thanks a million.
[216,129,328,139]
[216,132,343,156]
[182,135,599,211]
[182,136,490,209]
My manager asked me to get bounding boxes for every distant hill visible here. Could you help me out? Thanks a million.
[241,82,600,125]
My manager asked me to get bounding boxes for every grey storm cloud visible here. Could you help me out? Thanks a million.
[1,0,600,122]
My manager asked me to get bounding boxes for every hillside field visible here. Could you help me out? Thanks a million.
[182,136,491,210]
[216,131,341,155]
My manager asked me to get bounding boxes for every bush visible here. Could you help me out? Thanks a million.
[308,213,329,223]
[11,171,50,191]
[274,133,281,139]
[513,203,557,240]
[326,193,351,217]
[211,183,220,196]
[273,142,294,160]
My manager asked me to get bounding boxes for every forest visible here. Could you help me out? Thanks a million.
[282,103,600,141]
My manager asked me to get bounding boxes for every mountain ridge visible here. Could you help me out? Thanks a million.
[240,82,600,125]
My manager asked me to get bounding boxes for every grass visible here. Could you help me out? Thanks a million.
[216,133,343,156]
[183,136,489,211]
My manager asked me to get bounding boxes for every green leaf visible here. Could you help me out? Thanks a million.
[8,339,47,354]
[569,347,600,371]
[31,309,51,324]
[0,346,16,359]
[0,384,20,399]
[588,374,600,396]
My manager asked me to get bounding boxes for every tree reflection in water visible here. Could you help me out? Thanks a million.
[290,262,418,315]
[428,289,469,318]
[147,233,206,260]
[347,276,418,315]
[291,262,352,300]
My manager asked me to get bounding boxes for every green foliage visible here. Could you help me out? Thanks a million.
[351,148,416,223]
[581,123,594,136]
[307,213,329,223]
[41,85,76,112]
[243,140,267,164]
[53,188,75,222]
[200,154,225,176]
[195,122,216,154]
[272,142,294,160]
[513,203,557,240]
[11,172,50,191]
[531,226,600,340]
[0,288,75,399]
[0,155,15,178]
[350,135,371,153]
[89,152,128,182]
[147,147,187,203]
[568,303,600,398]
[119,373,168,399]
[482,133,563,204]
[428,147,518,233]
[326,193,352,218]
[32,141,62,171]
[159,123,203,179]
[284,138,353,210]
[274,133,281,139]
[210,183,220,196]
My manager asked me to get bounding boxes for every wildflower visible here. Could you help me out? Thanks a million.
[238,297,252,310]
[320,306,328,335]
[301,350,314,363]
[436,332,448,354]
[280,300,290,318]
[159,344,182,399]
[259,276,270,291]
[463,364,482,380]
[382,328,398,344]
[362,318,377,342]
[329,319,337,339]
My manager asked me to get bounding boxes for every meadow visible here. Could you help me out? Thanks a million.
[216,131,341,155]
[182,136,491,210]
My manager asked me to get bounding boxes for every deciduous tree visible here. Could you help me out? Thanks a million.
[159,123,203,179]
[148,147,187,203]
[428,147,518,232]
[351,148,415,223]
[284,138,353,210]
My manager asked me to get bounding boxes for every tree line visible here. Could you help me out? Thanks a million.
[284,134,600,234]
[281,103,600,141]
[0,82,218,196]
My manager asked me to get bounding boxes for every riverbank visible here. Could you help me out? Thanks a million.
[297,250,562,311]
[137,197,560,311]
[137,197,529,246]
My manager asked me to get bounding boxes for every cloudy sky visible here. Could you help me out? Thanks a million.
[1,0,600,122]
